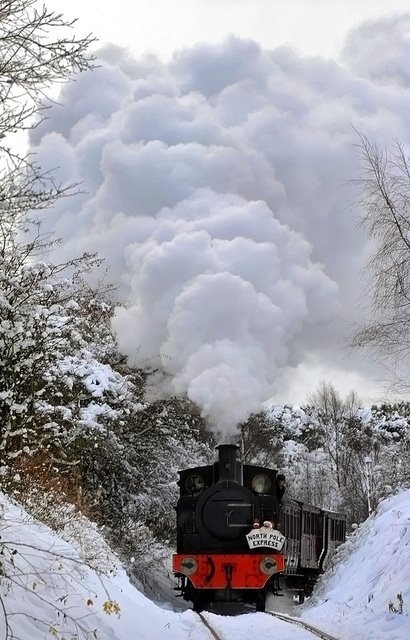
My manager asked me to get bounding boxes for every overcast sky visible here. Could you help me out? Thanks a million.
[36,1,410,421]
[49,0,410,61]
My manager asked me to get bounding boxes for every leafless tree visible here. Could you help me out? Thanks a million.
[308,381,373,522]
[240,412,284,467]
[0,0,94,136]
[0,0,95,218]
[308,382,361,488]
[351,133,410,374]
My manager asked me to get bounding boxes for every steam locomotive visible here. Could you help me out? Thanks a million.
[172,444,346,612]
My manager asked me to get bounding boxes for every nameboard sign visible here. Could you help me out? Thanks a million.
[246,527,286,551]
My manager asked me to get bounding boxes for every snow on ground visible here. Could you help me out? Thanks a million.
[0,490,409,639]
[302,489,410,640]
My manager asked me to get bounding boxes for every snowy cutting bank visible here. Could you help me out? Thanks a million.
[0,490,409,639]
[302,490,410,639]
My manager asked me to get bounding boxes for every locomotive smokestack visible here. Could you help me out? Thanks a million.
[216,444,243,484]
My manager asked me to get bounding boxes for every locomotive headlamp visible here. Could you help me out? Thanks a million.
[251,474,271,493]
[260,557,277,575]
[185,475,205,495]
[180,557,198,576]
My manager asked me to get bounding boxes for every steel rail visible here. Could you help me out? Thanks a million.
[266,610,339,640]
[197,609,338,640]
[197,612,225,640]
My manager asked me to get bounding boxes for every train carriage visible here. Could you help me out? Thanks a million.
[320,509,347,571]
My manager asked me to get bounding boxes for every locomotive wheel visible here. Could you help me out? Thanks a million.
[255,593,266,612]
[193,595,207,613]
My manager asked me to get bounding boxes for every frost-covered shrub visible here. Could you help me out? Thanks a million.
[78,396,213,548]
[0,239,105,478]
[20,488,119,574]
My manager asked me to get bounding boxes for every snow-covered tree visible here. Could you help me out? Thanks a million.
[0,223,105,483]
[0,0,94,489]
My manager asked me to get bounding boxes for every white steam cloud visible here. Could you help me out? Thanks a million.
[29,16,410,433]
[112,190,338,431]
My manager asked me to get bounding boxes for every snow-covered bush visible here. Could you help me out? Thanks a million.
[78,396,214,549]
[19,488,119,574]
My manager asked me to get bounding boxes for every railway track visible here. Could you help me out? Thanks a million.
[197,612,224,640]
[266,610,339,640]
[196,610,339,640]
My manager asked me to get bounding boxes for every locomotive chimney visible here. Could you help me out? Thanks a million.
[216,444,243,484]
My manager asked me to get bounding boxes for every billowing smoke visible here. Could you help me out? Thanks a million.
[29,16,410,434]
[112,189,338,432]
[342,14,410,87]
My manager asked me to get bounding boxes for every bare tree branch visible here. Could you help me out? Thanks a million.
[351,132,410,371]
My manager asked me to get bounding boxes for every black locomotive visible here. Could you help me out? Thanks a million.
[172,444,346,611]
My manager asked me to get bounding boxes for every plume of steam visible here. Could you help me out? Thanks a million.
[28,19,410,431]
[112,190,338,433]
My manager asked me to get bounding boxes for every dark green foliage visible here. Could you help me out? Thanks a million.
[71,393,214,556]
